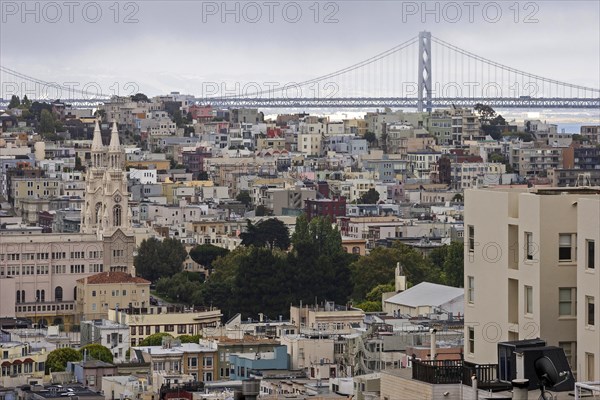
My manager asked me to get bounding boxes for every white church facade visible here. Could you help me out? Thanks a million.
[0,121,136,330]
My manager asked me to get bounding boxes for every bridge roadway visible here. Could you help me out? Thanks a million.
[1,97,599,109]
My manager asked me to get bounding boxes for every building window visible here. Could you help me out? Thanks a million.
[586,353,595,381]
[468,225,475,252]
[525,286,533,314]
[113,205,122,227]
[559,234,574,261]
[203,356,213,368]
[55,286,63,302]
[525,232,534,260]
[587,240,595,269]
[468,327,475,354]
[586,296,595,326]
[467,276,475,304]
[558,342,576,372]
[188,357,198,368]
[558,288,576,317]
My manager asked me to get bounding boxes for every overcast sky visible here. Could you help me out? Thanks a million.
[1,0,599,98]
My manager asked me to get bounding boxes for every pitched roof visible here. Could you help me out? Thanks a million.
[78,271,150,285]
[384,282,463,308]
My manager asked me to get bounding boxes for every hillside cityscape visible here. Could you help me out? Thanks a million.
[1,93,599,399]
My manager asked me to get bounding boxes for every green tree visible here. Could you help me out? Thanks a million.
[192,247,251,319]
[74,155,86,172]
[189,244,229,269]
[94,109,106,122]
[451,193,463,202]
[178,334,202,343]
[134,237,187,282]
[255,205,269,216]
[365,283,396,302]
[350,242,439,302]
[234,246,291,318]
[131,93,150,102]
[474,103,496,121]
[79,344,113,363]
[354,300,382,312]
[364,131,377,145]
[359,188,380,204]
[236,191,252,207]
[8,95,20,109]
[172,110,184,127]
[441,241,464,288]
[156,272,205,304]
[139,332,173,346]
[46,348,82,373]
[39,109,55,134]
[21,95,31,108]
[288,215,354,305]
[240,219,291,250]
[489,153,505,163]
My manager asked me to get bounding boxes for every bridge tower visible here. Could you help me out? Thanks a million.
[417,31,432,112]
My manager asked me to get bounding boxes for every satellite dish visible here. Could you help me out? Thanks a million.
[534,356,570,399]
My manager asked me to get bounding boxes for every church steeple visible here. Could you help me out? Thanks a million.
[108,121,123,169]
[91,120,105,168]
[81,119,130,237]
[92,120,103,150]
[109,121,121,151]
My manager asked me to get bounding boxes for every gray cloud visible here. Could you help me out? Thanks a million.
[1,1,599,97]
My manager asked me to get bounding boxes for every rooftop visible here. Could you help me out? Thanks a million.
[385,282,463,308]
[77,271,150,285]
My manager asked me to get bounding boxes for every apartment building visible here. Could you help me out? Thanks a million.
[577,197,600,381]
[580,125,600,144]
[133,340,218,383]
[80,319,130,363]
[108,307,222,346]
[0,341,47,387]
[75,272,151,321]
[463,187,600,376]
[290,303,365,336]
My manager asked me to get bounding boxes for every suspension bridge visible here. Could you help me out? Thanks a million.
[1,32,599,109]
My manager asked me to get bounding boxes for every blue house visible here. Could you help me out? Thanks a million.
[229,345,288,380]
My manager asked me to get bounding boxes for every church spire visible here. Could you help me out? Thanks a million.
[109,121,121,151]
[92,120,103,150]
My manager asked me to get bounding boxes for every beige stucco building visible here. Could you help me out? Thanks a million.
[577,197,600,382]
[108,307,222,347]
[464,187,600,381]
[76,271,151,321]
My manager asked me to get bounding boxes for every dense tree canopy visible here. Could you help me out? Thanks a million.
[359,188,380,204]
[139,332,173,346]
[134,237,187,282]
[288,215,356,305]
[240,219,291,250]
[189,244,229,269]
[156,272,205,304]
[178,334,202,344]
[46,348,82,373]
[236,191,252,207]
[79,344,113,363]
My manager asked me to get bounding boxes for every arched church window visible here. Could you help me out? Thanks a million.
[55,287,63,302]
[113,205,122,227]
[95,203,102,224]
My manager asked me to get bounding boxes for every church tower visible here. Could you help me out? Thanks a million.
[80,121,131,238]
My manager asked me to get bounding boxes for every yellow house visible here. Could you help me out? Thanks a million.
[1,341,47,387]
[76,271,151,321]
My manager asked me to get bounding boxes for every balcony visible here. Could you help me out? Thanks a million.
[15,301,76,317]
[411,359,511,391]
